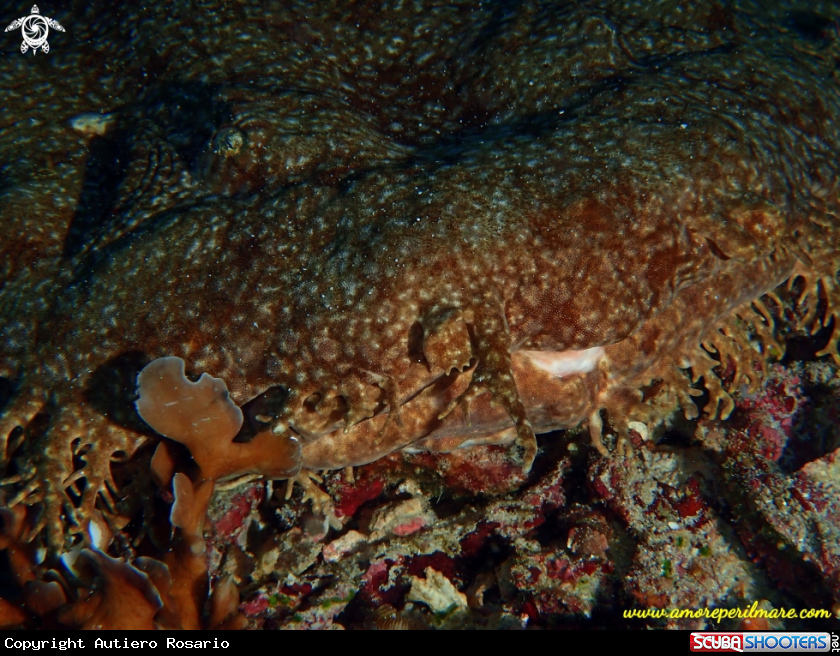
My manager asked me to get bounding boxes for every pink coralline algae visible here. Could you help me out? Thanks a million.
[730,365,807,462]
[719,363,840,615]
[332,476,385,520]
[213,485,266,542]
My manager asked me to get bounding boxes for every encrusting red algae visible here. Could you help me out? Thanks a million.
[0,0,839,629]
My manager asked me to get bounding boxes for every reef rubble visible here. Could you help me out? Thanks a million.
[196,359,840,630]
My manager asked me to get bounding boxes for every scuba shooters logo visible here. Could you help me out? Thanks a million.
[4,5,64,54]
[690,633,835,653]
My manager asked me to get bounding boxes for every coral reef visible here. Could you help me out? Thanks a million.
[1,0,840,630]
[2,362,839,628]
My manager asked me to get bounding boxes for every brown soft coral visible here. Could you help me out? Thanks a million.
[58,548,163,630]
[55,472,245,630]
[136,357,301,483]
[160,473,214,630]
[0,505,38,588]
[132,356,305,626]
[0,463,249,630]
[0,504,71,627]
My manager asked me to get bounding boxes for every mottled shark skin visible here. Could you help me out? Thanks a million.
[1,0,839,548]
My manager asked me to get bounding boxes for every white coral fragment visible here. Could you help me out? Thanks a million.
[406,567,467,614]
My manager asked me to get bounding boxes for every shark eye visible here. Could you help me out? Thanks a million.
[213,127,244,156]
